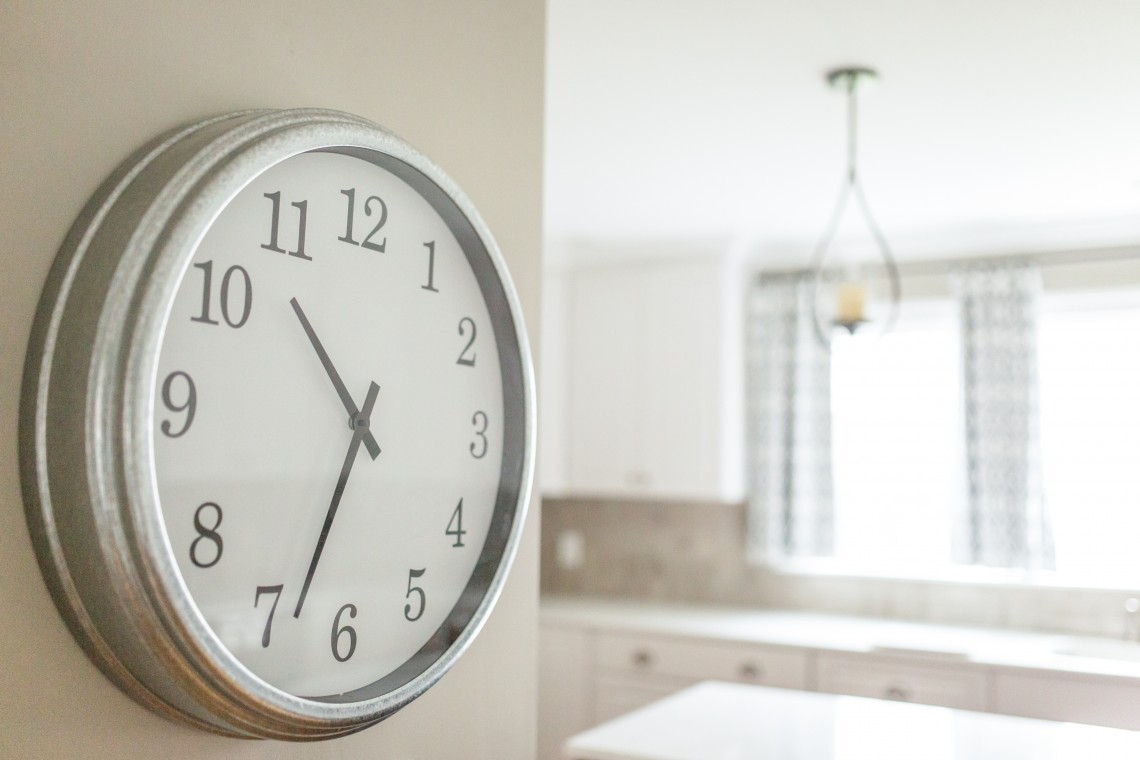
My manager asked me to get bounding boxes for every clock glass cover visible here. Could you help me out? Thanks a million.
[152,148,511,699]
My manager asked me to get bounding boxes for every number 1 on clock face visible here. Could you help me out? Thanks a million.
[151,149,505,697]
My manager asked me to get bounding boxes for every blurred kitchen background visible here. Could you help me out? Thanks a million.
[538,1,1140,756]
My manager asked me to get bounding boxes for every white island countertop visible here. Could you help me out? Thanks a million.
[563,681,1140,760]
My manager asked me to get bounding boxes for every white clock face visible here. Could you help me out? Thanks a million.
[151,150,506,698]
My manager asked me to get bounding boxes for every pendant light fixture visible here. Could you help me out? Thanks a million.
[809,66,902,345]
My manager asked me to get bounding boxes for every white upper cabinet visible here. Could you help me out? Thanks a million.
[544,250,744,502]
[566,264,644,493]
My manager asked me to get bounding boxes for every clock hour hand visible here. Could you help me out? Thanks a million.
[294,380,380,619]
[290,297,381,460]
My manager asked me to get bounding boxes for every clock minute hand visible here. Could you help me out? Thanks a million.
[294,380,380,619]
[290,297,381,460]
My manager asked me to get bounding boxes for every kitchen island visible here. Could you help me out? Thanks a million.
[563,681,1140,760]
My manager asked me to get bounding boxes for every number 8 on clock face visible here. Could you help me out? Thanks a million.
[153,148,509,697]
[22,109,534,739]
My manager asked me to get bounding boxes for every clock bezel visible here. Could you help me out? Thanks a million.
[20,109,535,740]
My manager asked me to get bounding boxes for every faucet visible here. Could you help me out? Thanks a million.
[1125,598,1140,641]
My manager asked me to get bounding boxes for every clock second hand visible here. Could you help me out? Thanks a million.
[294,381,380,619]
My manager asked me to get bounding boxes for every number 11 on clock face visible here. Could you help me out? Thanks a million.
[152,149,505,698]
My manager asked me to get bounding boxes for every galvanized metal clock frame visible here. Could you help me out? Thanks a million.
[19,109,535,739]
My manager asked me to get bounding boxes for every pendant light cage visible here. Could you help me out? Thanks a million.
[809,66,903,347]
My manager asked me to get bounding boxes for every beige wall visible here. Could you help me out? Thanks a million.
[0,2,543,757]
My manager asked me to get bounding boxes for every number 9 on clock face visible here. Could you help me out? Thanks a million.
[154,149,506,698]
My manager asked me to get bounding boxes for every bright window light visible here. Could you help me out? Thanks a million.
[824,287,1140,586]
[830,301,962,572]
[1039,290,1140,585]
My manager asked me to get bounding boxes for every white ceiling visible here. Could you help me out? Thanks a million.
[544,0,1140,263]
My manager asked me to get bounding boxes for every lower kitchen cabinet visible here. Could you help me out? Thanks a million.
[994,671,1140,731]
[594,631,811,722]
[596,631,810,688]
[539,604,1140,760]
[538,625,594,760]
[816,652,990,711]
[539,626,812,759]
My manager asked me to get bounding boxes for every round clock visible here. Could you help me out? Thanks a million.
[19,109,534,739]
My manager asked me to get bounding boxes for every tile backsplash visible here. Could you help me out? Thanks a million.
[541,496,1140,638]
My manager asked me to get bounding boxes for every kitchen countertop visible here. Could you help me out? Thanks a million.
[563,681,1140,760]
[542,596,1140,681]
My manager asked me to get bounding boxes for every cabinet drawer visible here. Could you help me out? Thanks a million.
[596,632,809,689]
[817,653,989,711]
[995,671,1140,730]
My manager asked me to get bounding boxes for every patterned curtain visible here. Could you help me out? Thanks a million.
[954,262,1054,569]
[745,272,834,563]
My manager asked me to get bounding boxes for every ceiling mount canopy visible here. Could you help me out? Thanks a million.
[810,66,902,345]
[826,66,878,92]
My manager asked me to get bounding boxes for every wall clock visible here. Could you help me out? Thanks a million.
[19,109,535,739]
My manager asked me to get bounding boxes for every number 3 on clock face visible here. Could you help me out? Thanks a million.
[152,149,507,698]
[23,111,532,737]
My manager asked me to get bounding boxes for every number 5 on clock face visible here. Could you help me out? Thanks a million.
[153,150,505,698]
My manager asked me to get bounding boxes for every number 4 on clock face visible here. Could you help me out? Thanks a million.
[447,499,466,547]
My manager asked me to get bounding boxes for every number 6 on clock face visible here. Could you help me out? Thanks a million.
[22,110,534,739]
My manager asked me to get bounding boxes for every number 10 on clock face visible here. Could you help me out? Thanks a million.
[152,150,505,698]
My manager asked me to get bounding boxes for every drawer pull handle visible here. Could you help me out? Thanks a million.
[632,650,654,668]
[738,663,764,681]
[885,685,911,702]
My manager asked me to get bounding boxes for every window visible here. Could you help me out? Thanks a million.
[829,300,962,573]
[1039,289,1140,585]
[823,285,1140,586]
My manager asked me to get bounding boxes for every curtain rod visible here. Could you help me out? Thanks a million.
[893,244,1140,278]
[759,243,1140,280]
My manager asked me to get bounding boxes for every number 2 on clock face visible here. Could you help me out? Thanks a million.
[151,150,505,698]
